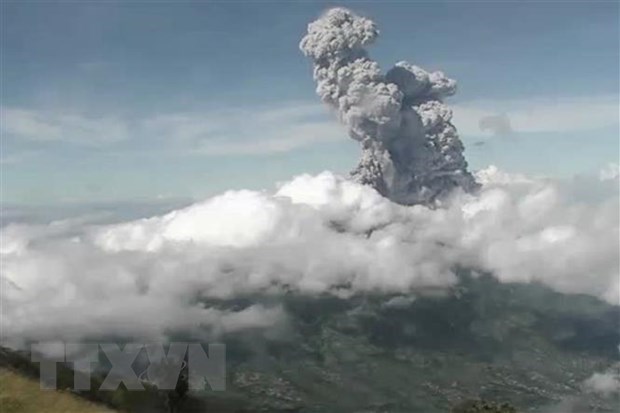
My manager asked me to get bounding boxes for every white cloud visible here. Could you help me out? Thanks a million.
[599,162,619,182]
[453,94,619,138]
[2,167,618,345]
[1,103,343,154]
[583,369,620,396]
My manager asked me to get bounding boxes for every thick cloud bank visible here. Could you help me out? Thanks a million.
[300,7,477,205]
[2,167,618,344]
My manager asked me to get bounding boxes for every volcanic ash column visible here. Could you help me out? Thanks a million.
[300,7,478,205]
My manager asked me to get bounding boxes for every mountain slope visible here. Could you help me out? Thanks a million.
[214,274,619,412]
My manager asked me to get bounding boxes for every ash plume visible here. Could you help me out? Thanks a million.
[300,7,478,205]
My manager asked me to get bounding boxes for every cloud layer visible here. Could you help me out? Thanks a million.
[2,167,618,346]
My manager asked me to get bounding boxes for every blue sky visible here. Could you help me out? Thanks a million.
[1,0,618,205]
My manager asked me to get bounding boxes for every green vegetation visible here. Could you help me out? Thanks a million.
[0,369,114,413]
[0,346,251,413]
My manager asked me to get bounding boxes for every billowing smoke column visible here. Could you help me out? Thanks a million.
[300,7,478,205]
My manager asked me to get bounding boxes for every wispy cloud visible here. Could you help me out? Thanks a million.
[1,107,129,146]
[141,103,343,155]
[453,94,619,138]
[0,150,41,166]
[4,94,617,154]
[1,103,344,155]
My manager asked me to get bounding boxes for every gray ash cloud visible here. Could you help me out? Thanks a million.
[300,7,477,205]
